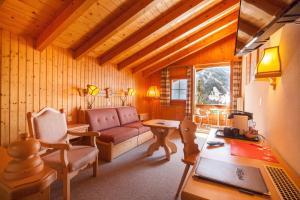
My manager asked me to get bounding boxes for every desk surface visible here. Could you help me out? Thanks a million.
[181,129,300,200]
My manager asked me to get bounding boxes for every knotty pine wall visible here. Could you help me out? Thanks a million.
[0,29,137,146]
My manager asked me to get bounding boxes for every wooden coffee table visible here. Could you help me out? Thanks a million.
[143,119,180,161]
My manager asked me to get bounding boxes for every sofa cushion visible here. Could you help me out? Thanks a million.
[97,127,138,144]
[116,107,139,125]
[124,121,151,134]
[42,145,98,172]
[86,108,120,131]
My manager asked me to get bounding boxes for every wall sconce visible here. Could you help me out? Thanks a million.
[146,86,160,98]
[87,84,100,109]
[256,46,281,89]
[120,88,136,106]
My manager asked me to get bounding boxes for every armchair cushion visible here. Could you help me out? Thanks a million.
[97,127,138,144]
[42,145,98,171]
[123,121,150,134]
[116,107,139,125]
[86,108,120,131]
[33,110,67,143]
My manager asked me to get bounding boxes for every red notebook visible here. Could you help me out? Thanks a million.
[231,140,279,163]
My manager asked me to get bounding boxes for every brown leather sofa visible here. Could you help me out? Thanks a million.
[79,107,153,161]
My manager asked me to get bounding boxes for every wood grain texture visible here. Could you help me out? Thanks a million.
[133,12,238,73]
[143,22,238,76]
[243,0,287,16]
[145,67,187,121]
[98,0,205,65]
[117,0,239,70]
[35,0,97,51]
[73,0,154,59]
[0,30,137,146]
[173,34,236,67]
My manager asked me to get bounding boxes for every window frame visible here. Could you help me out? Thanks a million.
[170,77,188,103]
[195,65,231,106]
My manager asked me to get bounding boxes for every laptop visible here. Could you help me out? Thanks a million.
[194,157,269,195]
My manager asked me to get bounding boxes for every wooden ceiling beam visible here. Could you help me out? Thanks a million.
[238,18,260,36]
[98,0,205,65]
[142,23,237,77]
[243,0,287,16]
[132,13,238,74]
[117,0,239,70]
[35,0,97,51]
[73,0,153,59]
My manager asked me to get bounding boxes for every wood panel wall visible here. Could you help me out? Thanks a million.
[0,29,136,146]
[172,34,236,67]
[147,67,187,121]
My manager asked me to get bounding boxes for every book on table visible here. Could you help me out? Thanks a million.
[194,157,269,195]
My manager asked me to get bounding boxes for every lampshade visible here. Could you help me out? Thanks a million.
[146,86,160,98]
[87,84,100,96]
[256,46,281,78]
[127,88,136,96]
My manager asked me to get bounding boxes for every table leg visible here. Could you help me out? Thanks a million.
[147,141,160,156]
[146,127,177,160]
[166,140,177,153]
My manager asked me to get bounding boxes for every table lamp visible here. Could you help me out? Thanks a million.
[146,86,160,98]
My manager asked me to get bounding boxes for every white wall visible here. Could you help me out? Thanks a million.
[244,23,300,175]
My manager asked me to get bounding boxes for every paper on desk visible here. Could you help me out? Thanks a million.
[231,140,279,163]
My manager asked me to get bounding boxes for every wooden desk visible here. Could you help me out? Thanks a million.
[181,129,300,200]
[143,119,180,161]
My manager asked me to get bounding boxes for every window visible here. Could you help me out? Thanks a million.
[171,79,187,100]
[196,66,230,105]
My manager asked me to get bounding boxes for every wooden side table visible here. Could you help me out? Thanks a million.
[0,147,57,200]
[67,124,89,140]
[143,119,180,161]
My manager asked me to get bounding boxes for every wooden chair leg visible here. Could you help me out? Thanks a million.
[93,155,98,177]
[175,164,190,198]
[63,171,71,200]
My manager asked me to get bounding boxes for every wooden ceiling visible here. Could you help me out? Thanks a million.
[236,0,296,52]
[0,0,240,76]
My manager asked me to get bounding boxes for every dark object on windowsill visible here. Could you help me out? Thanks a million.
[216,129,259,142]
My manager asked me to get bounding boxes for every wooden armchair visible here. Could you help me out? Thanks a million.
[27,107,100,200]
[176,119,200,198]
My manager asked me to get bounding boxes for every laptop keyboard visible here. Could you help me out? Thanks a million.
[265,165,300,200]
